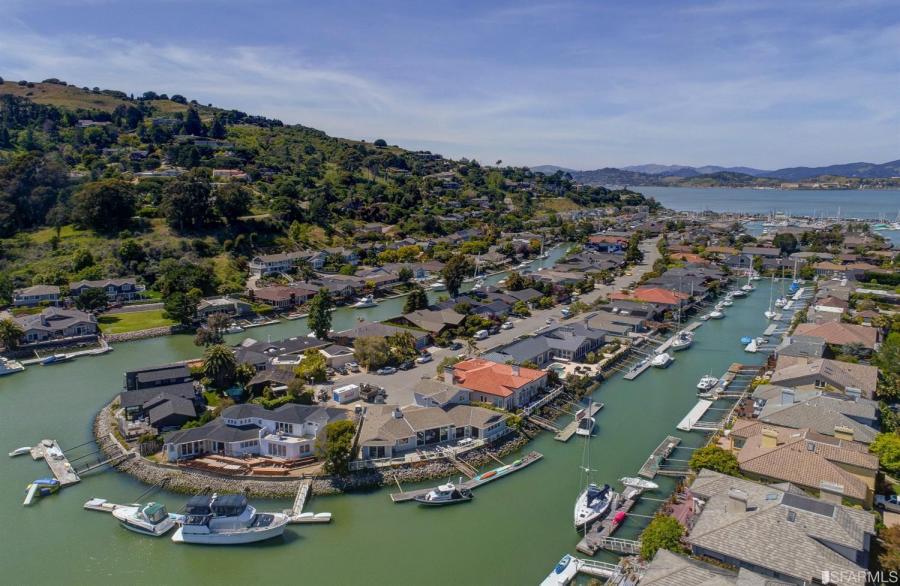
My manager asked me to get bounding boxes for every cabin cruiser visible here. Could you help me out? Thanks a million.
[574,483,613,529]
[721,299,733,307]
[172,494,289,545]
[670,331,693,352]
[575,416,596,437]
[0,357,25,376]
[352,294,378,308]
[696,375,719,391]
[113,502,178,537]
[41,354,72,365]
[650,352,674,368]
[224,323,244,334]
[414,483,473,506]
[8,446,31,457]
[740,283,754,292]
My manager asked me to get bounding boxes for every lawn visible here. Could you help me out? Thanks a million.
[98,309,176,334]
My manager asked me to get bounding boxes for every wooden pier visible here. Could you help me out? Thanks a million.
[30,439,81,486]
[575,490,641,556]
[554,402,603,442]
[390,451,543,503]
[638,436,682,479]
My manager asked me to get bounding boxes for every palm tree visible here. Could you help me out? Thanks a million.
[465,337,478,356]
[202,344,237,389]
[0,318,24,351]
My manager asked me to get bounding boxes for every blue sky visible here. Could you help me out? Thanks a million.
[1,0,898,169]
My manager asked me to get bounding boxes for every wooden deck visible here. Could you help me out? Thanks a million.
[30,439,80,486]
[554,402,604,442]
[390,451,543,503]
[638,436,682,479]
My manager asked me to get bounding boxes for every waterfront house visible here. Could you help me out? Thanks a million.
[586,311,647,336]
[308,275,364,299]
[770,356,878,400]
[245,367,297,395]
[586,234,627,253]
[14,307,98,343]
[610,286,689,308]
[725,419,877,507]
[774,335,829,360]
[640,549,790,586]
[357,403,506,460]
[792,322,879,354]
[162,403,348,462]
[119,383,200,432]
[753,387,878,444]
[12,284,60,307]
[447,359,548,410]
[392,308,465,335]
[380,261,444,281]
[412,379,471,408]
[685,469,875,584]
[250,286,313,309]
[482,322,605,368]
[248,250,326,276]
[125,363,193,391]
[355,266,400,289]
[196,297,252,321]
[69,278,144,302]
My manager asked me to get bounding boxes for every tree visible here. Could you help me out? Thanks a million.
[74,288,108,312]
[318,419,356,475]
[353,336,392,370]
[295,348,327,383]
[640,515,685,560]
[163,289,201,325]
[870,432,900,476]
[398,266,413,283]
[234,362,256,389]
[387,330,418,363]
[307,288,333,339]
[403,285,428,313]
[688,445,740,476]
[183,107,203,135]
[72,248,95,272]
[442,254,471,298]
[625,233,644,264]
[208,116,226,139]
[161,169,216,231]
[373,138,388,147]
[0,318,24,350]
[772,233,798,255]
[202,344,237,389]
[214,183,252,222]
[194,312,229,347]
[72,179,136,233]
[511,300,531,317]
[880,525,900,573]
[875,333,900,400]
[505,271,527,291]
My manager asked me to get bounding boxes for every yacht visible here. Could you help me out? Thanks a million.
[696,375,719,391]
[650,352,674,368]
[352,294,378,308]
[575,416,596,437]
[721,298,733,307]
[172,494,289,545]
[730,289,747,298]
[113,502,178,537]
[740,282,754,292]
[709,309,725,319]
[670,331,693,352]
[414,483,473,506]
[472,279,485,291]
[0,357,25,376]
[430,280,446,291]
[574,483,613,530]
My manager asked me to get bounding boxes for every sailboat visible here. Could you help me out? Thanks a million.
[774,266,788,308]
[764,274,777,320]
[790,258,801,291]
[670,285,693,351]
[573,421,613,530]
[740,267,755,292]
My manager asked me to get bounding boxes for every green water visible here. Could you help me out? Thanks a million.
[0,276,774,585]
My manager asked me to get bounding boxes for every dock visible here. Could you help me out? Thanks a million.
[30,439,81,486]
[675,400,714,432]
[638,436,682,479]
[284,480,332,524]
[654,321,703,353]
[576,489,642,556]
[84,498,130,513]
[554,402,604,442]
[540,556,621,585]
[623,358,652,381]
[390,451,543,503]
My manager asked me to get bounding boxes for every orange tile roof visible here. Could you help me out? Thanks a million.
[589,234,628,244]
[670,252,709,265]
[453,358,546,398]
[619,286,690,306]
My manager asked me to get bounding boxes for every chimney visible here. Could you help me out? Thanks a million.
[780,387,795,405]
[726,489,748,514]
[443,367,456,385]
[511,364,520,376]
[761,428,779,449]
[393,407,403,419]
[834,425,854,442]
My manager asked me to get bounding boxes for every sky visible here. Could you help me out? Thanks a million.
[0,0,898,170]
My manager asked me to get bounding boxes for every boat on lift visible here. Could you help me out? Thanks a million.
[696,375,719,391]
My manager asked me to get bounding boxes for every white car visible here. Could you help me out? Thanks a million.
[473,330,489,340]
[501,321,513,330]
[415,353,433,364]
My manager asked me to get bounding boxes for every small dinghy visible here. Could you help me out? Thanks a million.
[9,446,31,457]
[619,477,659,491]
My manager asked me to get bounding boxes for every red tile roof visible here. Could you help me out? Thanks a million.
[611,286,690,306]
[453,359,546,398]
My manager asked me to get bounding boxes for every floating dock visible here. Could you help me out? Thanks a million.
[390,451,543,503]
[540,556,621,585]
[638,435,682,479]
[554,402,604,442]
[576,488,642,556]
[623,358,652,381]
[676,400,714,432]
[284,479,332,524]
[31,439,81,486]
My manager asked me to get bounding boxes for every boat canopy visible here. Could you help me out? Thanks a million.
[142,502,168,523]
[185,495,212,515]
[212,494,248,516]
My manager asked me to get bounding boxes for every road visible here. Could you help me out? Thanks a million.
[322,237,661,406]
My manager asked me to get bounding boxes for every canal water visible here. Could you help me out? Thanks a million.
[0,267,775,585]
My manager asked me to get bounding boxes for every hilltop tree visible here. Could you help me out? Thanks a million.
[403,285,428,313]
[0,318,24,350]
[161,169,216,231]
[183,107,204,135]
[307,288,333,339]
[209,116,226,139]
[442,254,471,298]
[72,179,136,233]
[214,183,252,222]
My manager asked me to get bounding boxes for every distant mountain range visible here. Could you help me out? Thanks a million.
[531,159,900,187]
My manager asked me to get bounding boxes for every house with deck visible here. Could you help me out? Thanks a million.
[14,307,98,343]
[12,285,61,307]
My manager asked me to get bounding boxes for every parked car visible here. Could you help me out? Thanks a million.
[488,326,500,335]
[473,329,489,340]
[398,360,414,371]
[501,321,513,330]
[416,353,433,364]
[346,362,360,373]
[876,494,900,513]
[376,366,397,375]
[334,365,348,375]
[449,342,463,351]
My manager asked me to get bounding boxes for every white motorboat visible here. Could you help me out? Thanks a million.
[224,324,244,334]
[352,294,378,308]
[414,482,473,506]
[721,299,733,307]
[730,289,746,298]
[670,331,693,351]
[740,283,754,292]
[650,353,674,368]
[574,483,613,529]
[8,446,31,457]
[696,375,719,391]
[541,554,578,586]
[619,477,659,491]
[699,313,711,321]
[764,310,777,320]
[472,279,485,290]
[0,357,25,376]
[430,280,446,291]
[113,502,178,537]
[575,416,596,437]
[172,494,289,545]
[775,297,787,308]
[709,309,725,319]
[744,339,758,353]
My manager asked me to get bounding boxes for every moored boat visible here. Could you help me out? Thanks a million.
[619,477,659,491]
[171,494,289,545]
[0,357,26,376]
[574,483,613,529]
[709,309,724,319]
[113,502,178,537]
[575,416,595,437]
[24,478,60,505]
[430,280,446,291]
[650,352,673,368]
[41,354,72,365]
[352,294,378,308]
[740,336,753,345]
[541,554,578,586]
[8,446,31,457]
[414,483,473,506]
[730,289,747,298]
[670,331,693,352]
[696,375,718,391]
